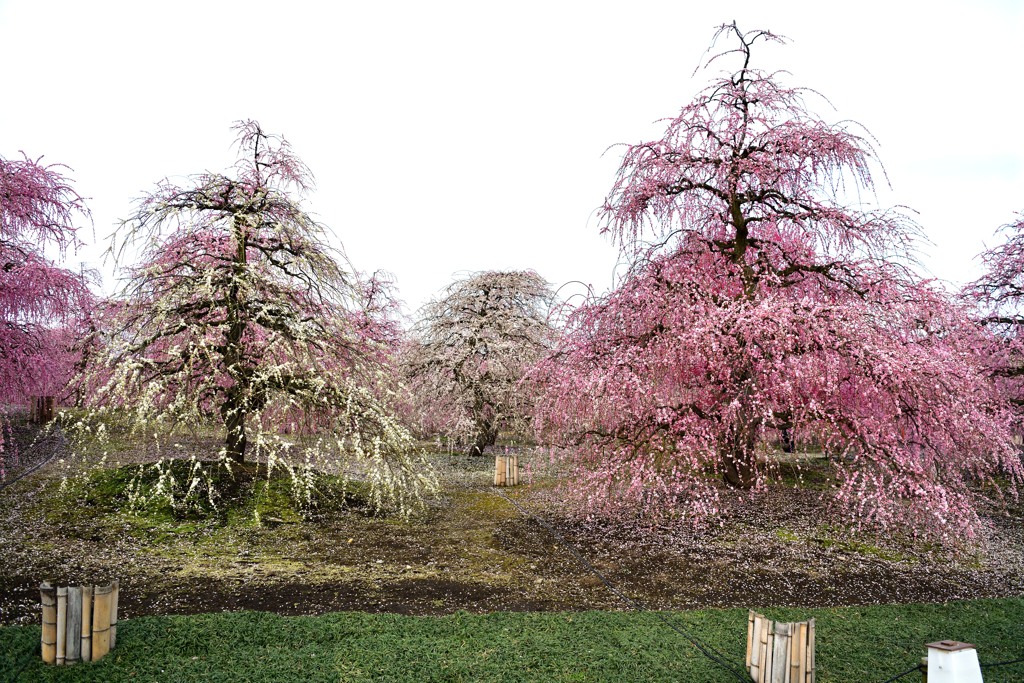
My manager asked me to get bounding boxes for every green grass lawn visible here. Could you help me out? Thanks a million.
[2,599,1022,682]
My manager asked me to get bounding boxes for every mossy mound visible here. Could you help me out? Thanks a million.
[49,458,370,528]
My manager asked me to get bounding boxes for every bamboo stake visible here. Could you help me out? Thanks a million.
[511,455,519,485]
[66,586,82,664]
[56,586,67,665]
[40,582,56,665]
[81,585,93,662]
[771,621,790,683]
[807,619,815,683]
[746,610,755,670]
[109,580,119,649]
[495,456,507,486]
[794,621,807,683]
[92,583,112,661]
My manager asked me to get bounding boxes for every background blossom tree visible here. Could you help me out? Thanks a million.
[535,24,1020,537]
[405,270,555,456]
[1,152,93,476]
[965,212,1024,427]
[83,121,431,512]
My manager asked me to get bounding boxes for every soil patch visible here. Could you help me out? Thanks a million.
[1,422,1022,626]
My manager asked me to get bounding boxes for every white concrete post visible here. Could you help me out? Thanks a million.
[926,640,983,683]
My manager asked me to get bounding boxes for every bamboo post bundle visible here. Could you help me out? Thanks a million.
[81,585,93,662]
[40,582,118,665]
[109,580,119,648]
[91,582,113,661]
[66,586,82,664]
[746,610,816,683]
[493,454,520,486]
[40,582,56,665]
[56,586,68,665]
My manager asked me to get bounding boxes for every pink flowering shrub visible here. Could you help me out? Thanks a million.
[534,24,1020,538]
[965,213,1024,434]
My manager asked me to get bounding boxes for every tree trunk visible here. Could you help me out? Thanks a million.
[722,424,758,489]
[780,427,795,453]
[221,214,249,465]
[468,422,498,457]
[223,398,247,464]
[722,449,757,489]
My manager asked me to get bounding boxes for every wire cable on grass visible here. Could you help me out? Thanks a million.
[876,656,1023,683]
[980,656,1024,669]
[875,662,923,683]
[495,489,751,683]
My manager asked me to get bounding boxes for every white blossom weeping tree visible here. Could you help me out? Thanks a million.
[405,270,556,456]
[82,121,433,513]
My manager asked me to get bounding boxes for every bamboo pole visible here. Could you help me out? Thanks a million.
[92,583,112,661]
[746,610,755,671]
[511,455,519,485]
[40,582,56,665]
[807,619,815,683]
[771,621,789,683]
[56,586,67,665]
[81,585,93,662]
[793,621,807,683]
[109,580,119,649]
[751,616,761,683]
[494,456,507,486]
[66,586,82,664]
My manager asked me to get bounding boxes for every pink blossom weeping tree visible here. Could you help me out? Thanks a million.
[534,24,1020,538]
[965,213,1024,430]
[1,153,93,476]
[404,270,556,456]
[81,121,434,514]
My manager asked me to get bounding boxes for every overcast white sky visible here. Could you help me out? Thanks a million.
[2,0,1021,316]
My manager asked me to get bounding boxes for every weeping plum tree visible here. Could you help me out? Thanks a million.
[405,270,555,455]
[535,24,1020,536]
[1,153,93,473]
[965,213,1024,418]
[84,121,431,512]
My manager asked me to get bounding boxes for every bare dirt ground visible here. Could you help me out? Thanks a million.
[1,420,1022,627]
